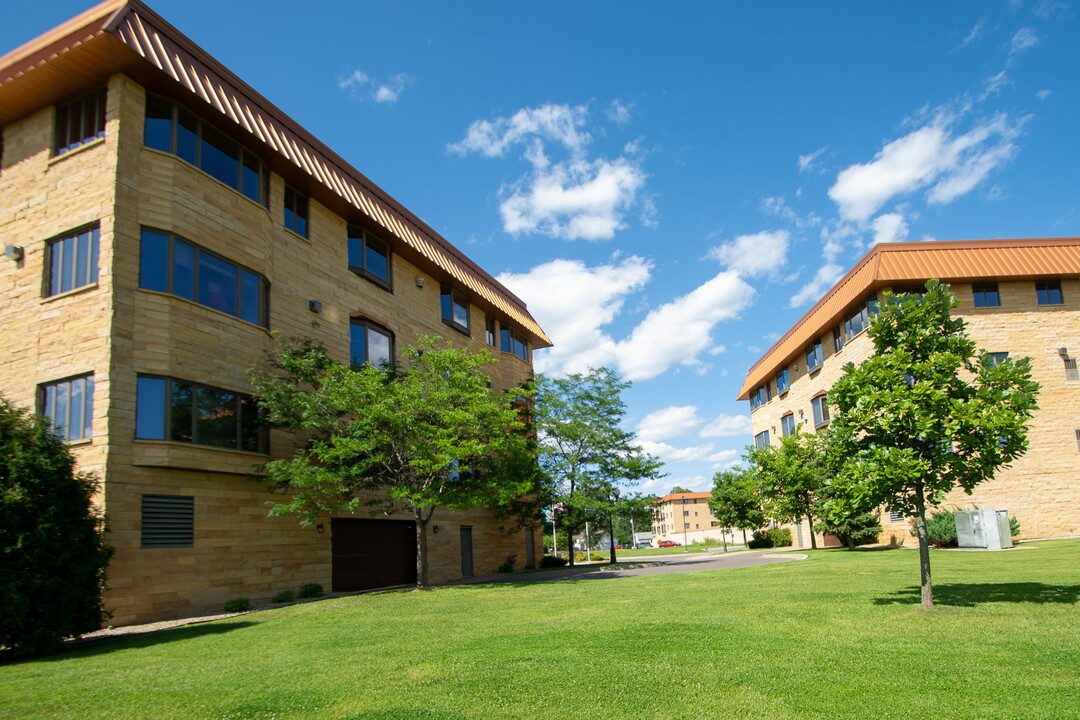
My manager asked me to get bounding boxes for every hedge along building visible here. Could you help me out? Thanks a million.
[0,0,551,625]
[737,238,1080,548]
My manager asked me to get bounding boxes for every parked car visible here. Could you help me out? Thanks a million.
[657,540,681,548]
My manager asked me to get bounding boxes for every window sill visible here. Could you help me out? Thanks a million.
[284,226,311,243]
[66,437,94,447]
[814,420,830,430]
[48,136,106,165]
[42,283,100,304]
[441,318,471,337]
[807,365,822,376]
[349,266,393,292]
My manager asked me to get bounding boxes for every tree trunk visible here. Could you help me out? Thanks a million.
[722,530,728,553]
[845,534,856,551]
[742,529,748,547]
[913,484,934,608]
[806,512,818,550]
[609,514,617,564]
[416,514,430,589]
[566,529,575,567]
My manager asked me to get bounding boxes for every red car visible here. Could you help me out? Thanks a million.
[657,540,681,548]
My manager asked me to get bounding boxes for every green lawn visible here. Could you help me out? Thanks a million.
[3,541,1078,719]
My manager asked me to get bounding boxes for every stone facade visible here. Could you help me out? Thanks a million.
[746,273,1080,547]
[1,60,544,625]
[651,492,733,546]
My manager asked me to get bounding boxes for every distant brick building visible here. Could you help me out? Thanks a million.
[738,239,1080,547]
[651,492,731,546]
[0,1,550,624]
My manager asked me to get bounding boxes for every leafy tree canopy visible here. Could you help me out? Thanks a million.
[669,485,693,494]
[748,430,825,549]
[708,466,766,546]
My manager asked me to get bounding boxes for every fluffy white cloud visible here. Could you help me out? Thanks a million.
[607,99,633,125]
[828,114,1025,222]
[1036,89,1052,101]
[699,414,753,438]
[448,104,591,157]
[789,263,845,308]
[872,212,909,245]
[706,230,790,278]
[798,146,828,173]
[636,406,701,442]
[338,70,410,104]
[500,156,646,241]
[640,440,716,464]
[706,449,741,468]
[373,74,409,104]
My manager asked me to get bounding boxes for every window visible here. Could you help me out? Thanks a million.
[1076,429,1080,452]
[972,283,1000,308]
[683,510,689,517]
[141,495,194,548]
[440,286,470,333]
[776,367,790,394]
[55,87,106,155]
[284,186,309,238]
[1065,358,1079,382]
[46,225,99,296]
[135,375,266,453]
[347,226,390,286]
[500,325,529,362]
[986,352,1009,366]
[811,394,830,428]
[139,229,268,326]
[143,94,267,206]
[486,317,497,347]
[750,386,769,410]
[888,509,904,523]
[780,413,796,437]
[806,341,823,372]
[843,298,876,341]
[833,327,843,353]
[40,375,94,442]
[350,319,394,369]
[754,430,770,448]
[1036,280,1063,305]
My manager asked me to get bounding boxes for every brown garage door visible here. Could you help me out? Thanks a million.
[331,518,417,592]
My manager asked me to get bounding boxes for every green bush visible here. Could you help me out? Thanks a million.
[1009,515,1021,538]
[814,510,883,550]
[497,555,516,574]
[272,590,294,604]
[747,530,773,549]
[767,528,793,547]
[224,598,251,613]
[922,510,958,547]
[0,397,114,657]
[573,551,607,563]
[539,555,567,568]
[297,583,324,599]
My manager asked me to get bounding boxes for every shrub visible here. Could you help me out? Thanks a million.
[272,590,294,604]
[922,510,958,548]
[539,555,567,569]
[767,528,793,548]
[1009,515,1021,538]
[0,397,113,657]
[747,530,773,549]
[814,510,883,550]
[497,555,516,574]
[297,583,324,599]
[224,598,251,613]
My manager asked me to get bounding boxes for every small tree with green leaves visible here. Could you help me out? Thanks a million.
[828,281,1039,608]
[0,396,113,656]
[749,430,824,549]
[708,466,766,548]
[251,336,538,588]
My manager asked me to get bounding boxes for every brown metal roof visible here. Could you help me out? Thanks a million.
[0,0,551,348]
[737,237,1080,400]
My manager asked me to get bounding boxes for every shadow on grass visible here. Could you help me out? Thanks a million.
[874,583,1080,607]
[344,710,466,719]
[2,620,258,665]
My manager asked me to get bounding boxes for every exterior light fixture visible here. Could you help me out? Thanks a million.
[316,522,325,534]
[1058,347,1069,358]
[309,300,323,313]
[415,276,426,288]
[432,524,440,534]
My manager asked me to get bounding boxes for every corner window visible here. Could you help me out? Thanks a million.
[486,317,497,347]
[1036,280,1063,306]
[806,341,823,372]
[284,186,309,238]
[776,367,790,394]
[749,386,768,410]
[40,374,94,442]
[350,319,394,369]
[440,286,470,334]
[972,283,1000,308]
[754,430,770,448]
[141,495,194,548]
[780,413,796,437]
[139,228,268,326]
[811,394,830,428]
[135,375,266,453]
[347,226,390,287]
[500,325,529,362]
[143,93,267,206]
[46,225,99,296]
[55,87,106,155]
[843,298,876,341]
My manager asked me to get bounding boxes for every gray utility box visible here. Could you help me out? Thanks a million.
[955,510,1013,549]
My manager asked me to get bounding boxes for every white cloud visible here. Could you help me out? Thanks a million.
[338,70,369,90]
[339,70,411,104]
[1009,27,1040,56]
[607,99,633,125]
[636,406,701,442]
[374,74,410,104]
[746,344,762,354]
[828,114,1026,222]
[789,263,845,308]
[871,212,909,245]
[961,19,986,47]
[640,440,716,464]
[699,414,753,438]
[798,146,828,173]
[1036,89,1052,101]
[707,449,741,468]
[500,156,646,241]
[762,196,821,229]
[981,70,1009,100]
[448,104,591,157]
[706,230,790,278]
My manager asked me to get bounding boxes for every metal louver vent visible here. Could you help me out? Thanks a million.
[141,495,194,548]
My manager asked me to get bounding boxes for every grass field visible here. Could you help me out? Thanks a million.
[2,540,1077,719]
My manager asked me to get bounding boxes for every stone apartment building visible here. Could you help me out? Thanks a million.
[738,238,1080,548]
[651,491,731,546]
[0,0,550,625]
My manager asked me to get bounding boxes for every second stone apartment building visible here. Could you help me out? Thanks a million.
[0,0,550,624]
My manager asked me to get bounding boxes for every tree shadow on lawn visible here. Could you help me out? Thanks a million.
[874,583,1080,607]
[2,620,258,665]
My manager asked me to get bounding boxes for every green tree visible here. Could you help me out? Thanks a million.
[612,493,659,547]
[828,281,1039,607]
[669,485,693,494]
[748,431,825,549]
[708,466,766,548]
[535,368,663,566]
[0,396,113,656]
[252,336,538,588]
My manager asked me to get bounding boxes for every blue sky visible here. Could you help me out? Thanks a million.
[6,1,1079,495]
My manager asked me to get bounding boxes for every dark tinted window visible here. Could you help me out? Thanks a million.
[198,252,238,316]
[200,125,239,188]
[177,107,198,165]
[136,376,167,439]
[240,270,263,325]
[1036,280,1063,305]
[140,230,169,291]
[170,380,194,443]
[972,283,1000,308]
[172,239,196,300]
[144,94,173,152]
[196,386,237,448]
[55,87,106,155]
